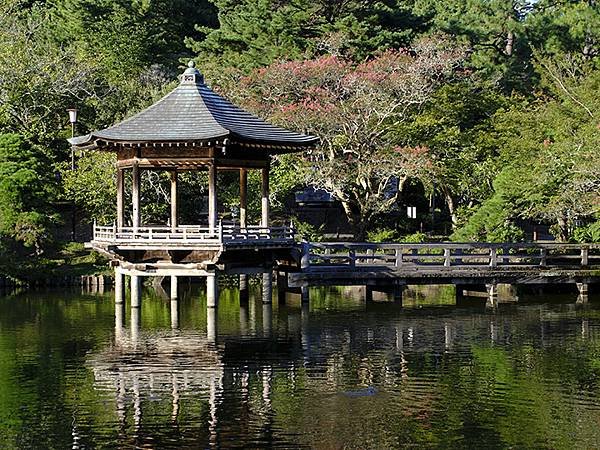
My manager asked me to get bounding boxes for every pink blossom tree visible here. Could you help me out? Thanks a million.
[230,37,464,238]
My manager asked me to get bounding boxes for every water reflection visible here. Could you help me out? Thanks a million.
[1,287,600,448]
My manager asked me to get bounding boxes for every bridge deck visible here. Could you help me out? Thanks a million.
[289,242,600,287]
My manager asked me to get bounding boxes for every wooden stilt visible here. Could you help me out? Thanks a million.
[239,274,249,304]
[170,275,178,300]
[208,164,217,233]
[170,170,178,231]
[207,273,218,308]
[131,275,141,308]
[240,168,247,228]
[116,168,124,229]
[132,162,140,230]
[114,269,124,304]
[262,272,273,304]
[261,166,269,227]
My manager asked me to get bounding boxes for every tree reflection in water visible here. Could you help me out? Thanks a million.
[0,285,599,448]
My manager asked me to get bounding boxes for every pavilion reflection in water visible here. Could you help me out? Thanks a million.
[88,291,596,447]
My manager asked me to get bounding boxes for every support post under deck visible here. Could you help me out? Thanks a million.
[207,273,218,308]
[114,269,125,305]
[170,275,178,300]
[277,272,287,305]
[239,274,249,304]
[262,272,273,304]
[301,286,310,304]
[131,275,142,308]
[393,284,404,306]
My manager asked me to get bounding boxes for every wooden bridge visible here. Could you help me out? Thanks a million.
[281,242,600,305]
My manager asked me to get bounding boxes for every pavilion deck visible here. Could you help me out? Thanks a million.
[92,224,296,248]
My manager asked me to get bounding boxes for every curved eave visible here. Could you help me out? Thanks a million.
[69,134,319,153]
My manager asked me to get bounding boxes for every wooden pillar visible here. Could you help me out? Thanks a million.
[114,269,125,304]
[455,284,466,306]
[301,285,310,304]
[239,168,247,228]
[261,166,269,228]
[132,162,140,230]
[208,163,217,233]
[170,275,178,300]
[393,284,404,306]
[116,168,125,229]
[365,286,374,304]
[262,272,273,304]
[207,273,218,308]
[131,275,142,308]
[239,274,249,304]
[170,170,178,231]
[277,272,287,305]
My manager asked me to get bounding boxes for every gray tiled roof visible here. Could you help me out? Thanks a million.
[69,65,318,150]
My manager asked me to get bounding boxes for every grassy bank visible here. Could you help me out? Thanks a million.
[0,242,110,286]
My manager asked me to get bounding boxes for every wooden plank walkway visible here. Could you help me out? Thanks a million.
[288,242,600,289]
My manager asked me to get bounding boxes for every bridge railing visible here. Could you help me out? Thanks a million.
[93,223,295,245]
[301,242,600,269]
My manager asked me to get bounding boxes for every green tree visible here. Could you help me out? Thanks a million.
[395,80,510,229]
[454,58,600,242]
[189,0,429,71]
[0,134,58,254]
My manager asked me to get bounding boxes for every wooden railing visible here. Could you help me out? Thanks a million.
[301,242,600,270]
[93,223,295,245]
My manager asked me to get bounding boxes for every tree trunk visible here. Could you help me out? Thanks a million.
[505,30,514,56]
[442,188,458,229]
[556,216,569,242]
[339,198,368,241]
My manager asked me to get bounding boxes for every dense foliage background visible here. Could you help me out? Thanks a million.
[0,0,598,278]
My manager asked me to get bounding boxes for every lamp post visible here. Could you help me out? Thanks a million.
[67,108,78,169]
[67,108,78,240]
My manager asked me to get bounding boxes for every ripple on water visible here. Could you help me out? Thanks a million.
[2,291,600,448]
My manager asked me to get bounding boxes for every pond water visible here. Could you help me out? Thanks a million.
[0,283,599,449]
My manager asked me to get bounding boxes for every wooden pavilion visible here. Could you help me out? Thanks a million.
[69,61,318,307]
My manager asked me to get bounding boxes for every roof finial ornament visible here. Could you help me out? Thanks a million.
[182,60,203,85]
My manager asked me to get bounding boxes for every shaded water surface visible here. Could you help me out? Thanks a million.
[0,285,600,449]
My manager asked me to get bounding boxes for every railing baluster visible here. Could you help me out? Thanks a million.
[540,248,547,266]
[444,248,451,267]
[395,248,402,268]
[581,247,589,267]
[489,248,497,267]
[301,242,311,269]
